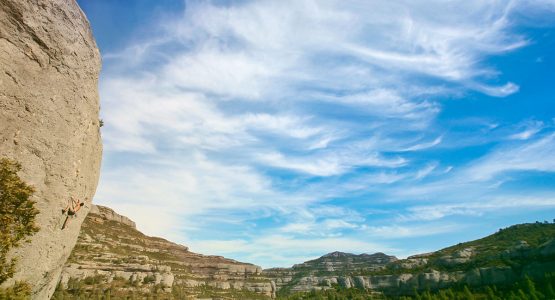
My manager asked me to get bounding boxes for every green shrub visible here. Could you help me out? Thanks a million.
[143,275,156,284]
[83,274,106,285]
[0,281,32,300]
[0,158,39,284]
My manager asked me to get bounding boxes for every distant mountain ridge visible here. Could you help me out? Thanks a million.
[306,251,396,261]
[267,222,555,297]
[54,206,555,299]
[263,250,398,295]
[293,251,397,270]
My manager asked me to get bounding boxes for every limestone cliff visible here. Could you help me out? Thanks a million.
[0,0,102,298]
[59,206,555,298]
[57,205,274,299]
[264,223,555,296]
[262,251,398,294]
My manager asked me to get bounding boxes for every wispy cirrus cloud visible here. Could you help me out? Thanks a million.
[464,133,555,181]
[92,0,555,267]
[401,195,555,222]
[187,235,398,268]
[509,120,545,140]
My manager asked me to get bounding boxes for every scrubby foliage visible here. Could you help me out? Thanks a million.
[280,274,555,300]
[52,277,270,300]
[143,275,156,284]
[50,275,555,300]
[0,158,39,285]
[366,223,555,277]
[0,281,32,300]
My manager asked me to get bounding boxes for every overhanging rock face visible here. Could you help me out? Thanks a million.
[0,0,102,298]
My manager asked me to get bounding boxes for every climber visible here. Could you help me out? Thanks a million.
[61,196,84,230]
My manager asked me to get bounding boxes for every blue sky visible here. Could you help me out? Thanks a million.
[77,0,555,268]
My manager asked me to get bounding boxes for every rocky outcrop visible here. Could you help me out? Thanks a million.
[58,205,275,298]
[263,224,555,295]
[0,0,102,298]
[263,251,397,293]
[89,205,136,229]
[263,263,550,294]
[292,251,397,272]
[59,209,555,298]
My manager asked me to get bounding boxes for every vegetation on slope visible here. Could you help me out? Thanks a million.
[0,158,39,299]
[52,276,270,300]
[274,222,555,297]
[377,222,555,276]
[54,204,555,299]
[54,208,272,299]
[281,273,555,300]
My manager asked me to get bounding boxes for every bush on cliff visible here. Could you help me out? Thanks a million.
[0,158,39,284]
[0,281,32,300]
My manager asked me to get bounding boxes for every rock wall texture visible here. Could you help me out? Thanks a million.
[263,266,520,294]
[0,0,102,298]
[263,258,554,294]
[262,251,398,293]
[89,205,136,228]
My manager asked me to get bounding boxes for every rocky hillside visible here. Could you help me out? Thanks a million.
[0,0,102,298]
[270,222,555,297]
[57,206,555,299]
[56,205,274,299]
[263,252,397,295]
[293,251,397,271]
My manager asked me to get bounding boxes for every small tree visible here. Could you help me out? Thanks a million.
[0,281,32,299]
[524,276,540,300]
[485,286,498,300]
[143,275,156,284]
[0,158,39,284]
[463,286,475,300]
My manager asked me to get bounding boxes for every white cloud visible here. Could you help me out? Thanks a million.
[162,50,275,99]
[364,223,460,239]
[278,218,362,236]
[187,235,396,268]
[509,120,544,140]
[317,89,439,121]
[243,114,323,139]
[378,134,555,206]
[95,153,302,236]
[401,136,443,152]
[402,196,555,222]
[471,82,520,97]
[256,151,345,176]
[414,162,439,180]
[256,150,407,177]
[93,0,555,267]
[465,133,555,181]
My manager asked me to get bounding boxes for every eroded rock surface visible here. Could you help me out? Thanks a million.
[61,209,555,298]
[89,205,136,228]
[0,0,102,298]
[262,251,397,293]
[263,224,555,295]
[59,205,275,298]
